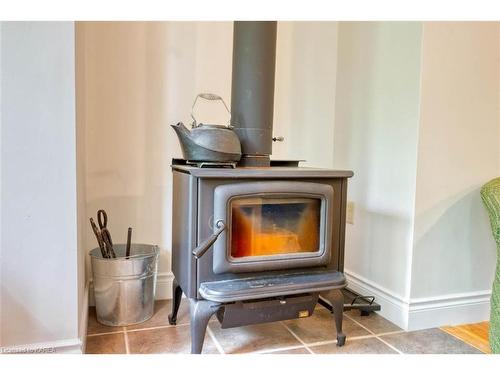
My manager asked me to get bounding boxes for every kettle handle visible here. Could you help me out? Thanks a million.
[190,93,232,128]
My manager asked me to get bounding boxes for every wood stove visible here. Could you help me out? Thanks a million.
[168,160,352,353]
[168,21,354,353]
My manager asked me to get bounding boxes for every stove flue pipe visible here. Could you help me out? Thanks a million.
[231,21,277,167]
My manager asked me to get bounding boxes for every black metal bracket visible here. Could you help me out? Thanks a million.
[318,287,381,316]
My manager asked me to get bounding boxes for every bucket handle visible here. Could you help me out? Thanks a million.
[190,93,232,128]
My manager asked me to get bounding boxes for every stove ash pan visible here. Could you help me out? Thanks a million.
[168,163,352,353]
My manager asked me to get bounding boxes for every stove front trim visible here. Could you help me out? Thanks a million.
[213,181,334,274]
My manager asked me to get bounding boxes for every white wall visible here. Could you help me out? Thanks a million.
[274,22,338,168]
[77,22,233,286]
[408,22,500,328]
[0,22,79,350]
[412,22,499,298]
[78,21,340,297]
[333,22,423,327]
[334,21,500,329]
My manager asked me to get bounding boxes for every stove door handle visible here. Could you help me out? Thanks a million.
[192,220,226,259]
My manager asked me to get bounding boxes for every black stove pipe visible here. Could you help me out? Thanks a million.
[231,21,277,167]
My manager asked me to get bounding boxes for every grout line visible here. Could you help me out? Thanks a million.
[87,330,127,337]
[344,314,403,354]
[376,330,405,337]
[88,321,191,337]
[343,313,379,337]
[343,312,366,325]
[304,340,337,348]
[123,330,131,354]
[206,325,225,355]
[306,333,375,348]
[374,336,403,354]
[122,322,190,334]
[253,344,308,354]
[343,314,404,338]
[344,313,377,334]
[279,321,314,354]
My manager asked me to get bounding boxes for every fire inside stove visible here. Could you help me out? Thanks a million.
[230,197,321,258]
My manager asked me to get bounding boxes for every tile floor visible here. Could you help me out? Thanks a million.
[85,300,483,354]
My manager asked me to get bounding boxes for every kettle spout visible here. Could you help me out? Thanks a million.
[171,122,191,137]
[171,122,193,144]
[171,122,198,160]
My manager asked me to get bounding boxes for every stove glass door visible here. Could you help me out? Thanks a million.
[213,181,333,274]
[230,197,321,258]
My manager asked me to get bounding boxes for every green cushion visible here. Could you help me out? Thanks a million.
[480,178,500,353]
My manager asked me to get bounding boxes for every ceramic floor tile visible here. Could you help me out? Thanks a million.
[85,333,127,354]
[345,310,402,335]
[87,307,124,335]
[283,308,370,344]
[126,325,218,354]
[311,337,397,354]
[209,321,302,354]
[125,299,191,331]
[382,329,483,354]
[265,347,311,354]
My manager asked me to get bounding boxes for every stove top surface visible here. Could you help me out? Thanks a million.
[171,159,354,179]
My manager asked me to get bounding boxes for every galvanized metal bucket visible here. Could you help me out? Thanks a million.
[90,244,159,326]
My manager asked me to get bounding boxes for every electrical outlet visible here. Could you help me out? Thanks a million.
[346,201,354,224]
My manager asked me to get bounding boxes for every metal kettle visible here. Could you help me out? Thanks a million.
[171,93,242,164]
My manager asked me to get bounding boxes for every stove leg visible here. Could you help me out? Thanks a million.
[323,289,346,346]
[189,299,220,354]
[168,278,183,325]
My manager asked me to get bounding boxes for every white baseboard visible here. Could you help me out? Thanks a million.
[407,290,491,330]
[79,281,90,354]
[89,271,175,306]
[0,338,82,354]
[345,268,491,331]
[155,271,175,300]
[345,269,409,329]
